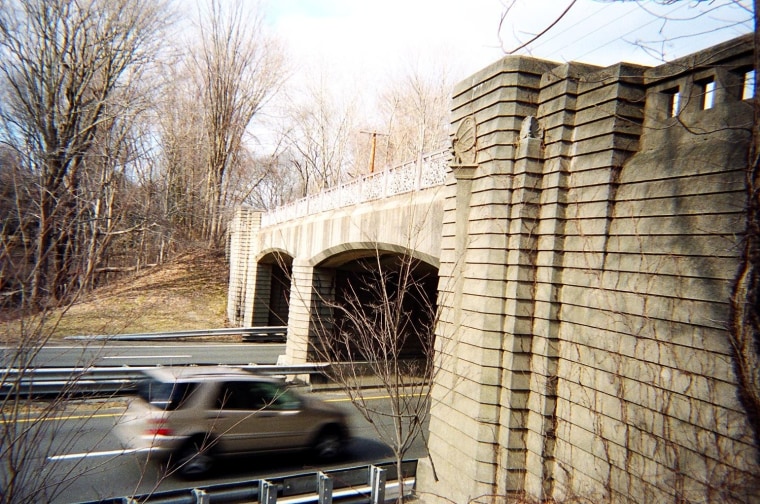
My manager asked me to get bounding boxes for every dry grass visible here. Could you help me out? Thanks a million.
[0,248,231,341]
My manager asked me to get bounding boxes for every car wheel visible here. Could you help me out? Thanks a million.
[173,436,215,479]
[313,426,343,460]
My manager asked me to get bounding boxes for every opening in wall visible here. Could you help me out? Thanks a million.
[743,69,755,100]
[697,78,715,110]
[664,87,680,117]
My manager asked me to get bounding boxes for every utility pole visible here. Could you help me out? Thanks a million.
[360,130,388,173]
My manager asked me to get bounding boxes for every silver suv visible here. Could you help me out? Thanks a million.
[116,366,349,478]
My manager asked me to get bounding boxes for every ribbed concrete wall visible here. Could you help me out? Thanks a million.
[227,208,260,326]
[418,35,759,503]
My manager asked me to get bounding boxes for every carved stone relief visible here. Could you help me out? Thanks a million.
[452,115,477,166]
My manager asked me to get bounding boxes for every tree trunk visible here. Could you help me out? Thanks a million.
[729,0,760,458]
[30,188,53,307]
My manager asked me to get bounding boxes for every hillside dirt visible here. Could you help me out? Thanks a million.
[1,248,231,341]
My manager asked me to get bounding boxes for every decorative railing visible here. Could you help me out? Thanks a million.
[262,149,451,226]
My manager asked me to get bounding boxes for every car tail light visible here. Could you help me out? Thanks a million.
[146,418,172,436]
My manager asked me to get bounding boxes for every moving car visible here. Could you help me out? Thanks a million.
[116,366,349,478]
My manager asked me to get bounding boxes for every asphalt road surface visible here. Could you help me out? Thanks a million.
[2,390,429,503]
[0,341,286,368]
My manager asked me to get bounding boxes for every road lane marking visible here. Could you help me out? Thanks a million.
[324,393,423,403]
[101,355,191,359]
[4,393,423,425]
[41,392,425,461]
[1,344,284,350]
[48,447,153,461]
[1,412,125,425]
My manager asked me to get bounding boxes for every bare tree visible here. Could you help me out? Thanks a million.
[0,251,130,503]
[730,0,760,454]
[224,147,291,211]
[309,248,440,503]
[0,147,34,306]
[0,2,178,499]
[154,62,208,243]
[0,0,169,308]
[190,0,286,246]
[279,73,360,196]
[376,60,454,170]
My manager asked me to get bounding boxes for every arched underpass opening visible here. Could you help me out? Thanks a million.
[317,250,439,362]
[258,252,292,326]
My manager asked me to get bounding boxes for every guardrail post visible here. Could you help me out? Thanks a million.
[318,472,333,504]
[370,465,386,504]
[260,480,277,504]
[192,488,210,504]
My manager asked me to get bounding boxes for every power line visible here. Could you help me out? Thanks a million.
[567,2,690,62]
[509,0,749,65]
[528,1,619,52]
[537,1,684,62]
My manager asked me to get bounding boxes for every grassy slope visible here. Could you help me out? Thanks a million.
[22,248,230,339]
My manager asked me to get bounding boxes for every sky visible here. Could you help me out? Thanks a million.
[265,0,754,86]
[245,0,753,156]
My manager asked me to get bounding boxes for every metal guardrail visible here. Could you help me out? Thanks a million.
[76,461,417,504]
[240,326,287,342]
[0,363,329,397]
[64,327,288,342]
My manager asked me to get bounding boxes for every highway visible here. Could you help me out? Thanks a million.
[0,341,286,367]
[5,390,427,503]
[0,341,429,503]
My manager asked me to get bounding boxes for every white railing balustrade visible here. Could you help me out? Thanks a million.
[262,149,450,226]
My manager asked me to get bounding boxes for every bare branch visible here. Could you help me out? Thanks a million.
[502,0,578,55]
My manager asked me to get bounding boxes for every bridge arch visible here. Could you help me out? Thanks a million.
[284,242,440,363]
[228,186,445,360]
[256,247,295,263]
[310,241,439,269]
[253,250,293,327]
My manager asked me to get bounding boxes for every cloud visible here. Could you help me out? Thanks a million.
[268,0,753,84]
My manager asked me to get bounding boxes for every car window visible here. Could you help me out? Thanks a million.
[138,380,197,411]
[216,381,301,411]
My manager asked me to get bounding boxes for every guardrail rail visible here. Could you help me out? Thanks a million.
[0,363,329,397]
[64,326,288,342]
[76,461,417,504]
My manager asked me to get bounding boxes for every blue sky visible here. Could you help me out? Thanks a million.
[240,0,753,155]
[264,0,753,84]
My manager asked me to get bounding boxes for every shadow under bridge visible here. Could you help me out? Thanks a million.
[254,248,439,363]
[314,249,439,362]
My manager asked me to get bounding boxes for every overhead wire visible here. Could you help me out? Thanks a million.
[568,1,690,62]
[545,0,687,62]
[527,1,619,52]
[506,0,749,64]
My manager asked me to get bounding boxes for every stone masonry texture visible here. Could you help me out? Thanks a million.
[417,34,759,503]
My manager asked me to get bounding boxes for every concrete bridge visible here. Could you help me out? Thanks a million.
[228,35,759,503]
[227,149,449,364]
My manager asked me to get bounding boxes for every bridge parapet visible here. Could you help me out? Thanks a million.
[262,149,450,226]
